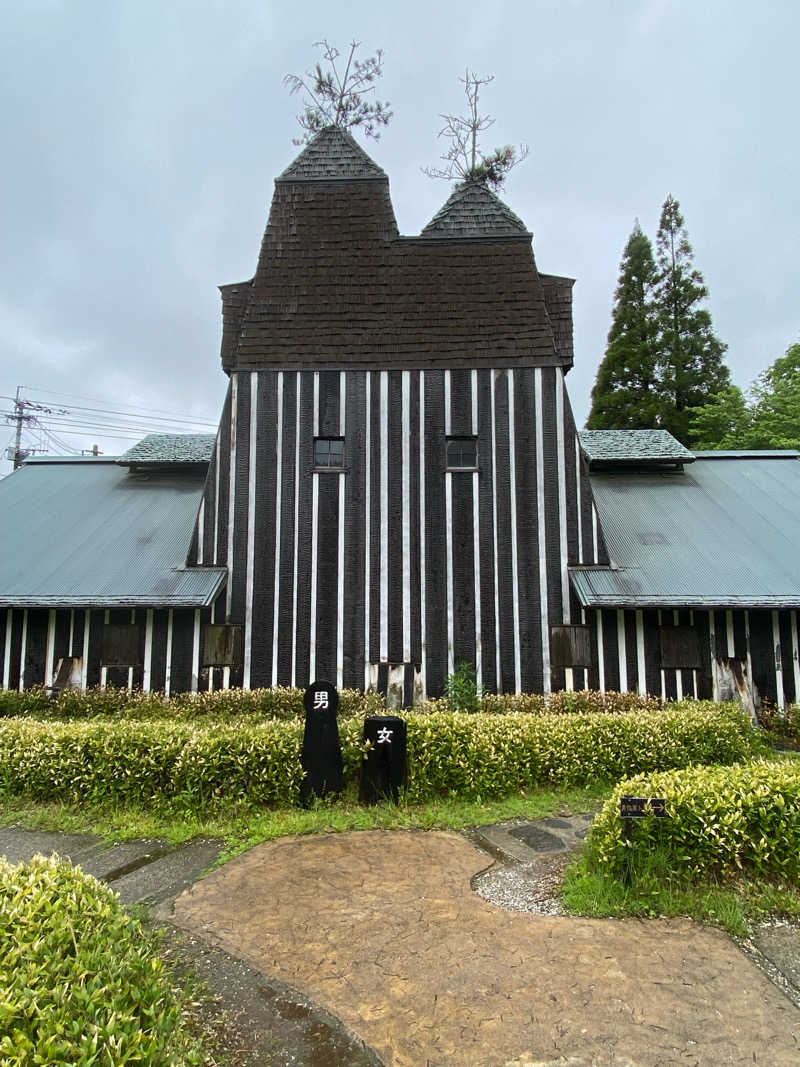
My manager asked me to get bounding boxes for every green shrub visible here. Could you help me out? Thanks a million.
[0,703,762,809]
[757,702,800,747]
[444,662,480,712]
[0,855,201,1064]
[584,758,800,881]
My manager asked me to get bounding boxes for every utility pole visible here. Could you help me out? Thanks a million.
[12,386,29,469]
[5,387,66,469]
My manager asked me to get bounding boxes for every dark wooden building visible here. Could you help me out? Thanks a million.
[2,126,800,708]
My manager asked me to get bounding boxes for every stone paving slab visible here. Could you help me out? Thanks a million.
[114,837,224,905]
[76,838,171,881]
[750,923,800,1000]
[0,828,103,866]
[474,813,594,865]
[168,829,800,1067]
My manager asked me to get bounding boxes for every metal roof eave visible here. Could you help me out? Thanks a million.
[0,569,228,610]
[569,568,800,610]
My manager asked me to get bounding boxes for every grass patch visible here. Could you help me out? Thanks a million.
[0,782,611,861]
[562,848,800,937]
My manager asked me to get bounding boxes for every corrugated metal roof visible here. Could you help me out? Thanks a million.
[0,459,225,607]
[277,126,386,182]
[570,453,800,607]
[119,433,216,466]
[579,429,693,464]
[420,180,529,238]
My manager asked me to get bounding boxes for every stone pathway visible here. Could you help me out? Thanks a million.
[166,829,800,1066]
[0,827,223,906]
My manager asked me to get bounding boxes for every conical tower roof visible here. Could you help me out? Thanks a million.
[277,126,386,182]
[421,180,529,238]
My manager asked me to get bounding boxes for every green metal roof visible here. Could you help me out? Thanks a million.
[0,458,225,607]
[571,452,800,608]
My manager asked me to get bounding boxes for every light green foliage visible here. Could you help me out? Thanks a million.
[689,343,800,450]
[444,662,480,712]
[584,758,800,881]
[0,855,201,1064]
[0,701,760,809]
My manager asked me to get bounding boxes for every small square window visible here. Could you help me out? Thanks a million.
[314,437,344,468]
[446,437,478,469]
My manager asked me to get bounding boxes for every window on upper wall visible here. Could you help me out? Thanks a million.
[660,627,702,669]
[446,436,478,469]
[550,625,593,668]
[101,624,142,667]
[314,437,344,469]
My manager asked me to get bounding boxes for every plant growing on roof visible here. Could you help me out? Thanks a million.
[284,39,392,143]
[422,70,529,190]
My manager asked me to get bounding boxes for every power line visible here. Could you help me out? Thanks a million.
[12,385,219,424]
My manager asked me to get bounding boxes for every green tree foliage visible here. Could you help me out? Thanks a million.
[586,222,661,429]
[423,70,528,190]
[690,343,800,450]
[654,195,730,443]
[284,40,392,143]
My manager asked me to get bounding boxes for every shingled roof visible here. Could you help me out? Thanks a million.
[420,180,529,238]
[276,126,386,182]
[219,127,569,372]
[579,429,694,467]
[119,434,216,467]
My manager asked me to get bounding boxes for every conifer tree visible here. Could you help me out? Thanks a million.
[653,195,729,444]
[586,222,662,429]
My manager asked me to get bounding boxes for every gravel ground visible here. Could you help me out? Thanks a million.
[472,852,571,915]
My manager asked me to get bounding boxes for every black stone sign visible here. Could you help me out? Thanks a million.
[620,795,668,818]
[300,680,343,806]
[359,715,408,804]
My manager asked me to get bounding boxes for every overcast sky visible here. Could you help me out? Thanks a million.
[1,0,797,475]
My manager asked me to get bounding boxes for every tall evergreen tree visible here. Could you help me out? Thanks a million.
[653,195,729,444]
[586,222,662,429]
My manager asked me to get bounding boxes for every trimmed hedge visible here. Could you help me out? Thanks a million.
[0,704,763,808]
[0,855,200,1064]
[584,758,800,881]
[0,685,665,723]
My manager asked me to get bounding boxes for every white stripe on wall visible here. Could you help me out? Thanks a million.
[313,371,319,436]
[3,609,12,689]
[726,609,735,657]
[191,609,200,693]
[197,500,204,565]
[592,505,599,564]
[127,608,135,692]
[690,608,698,697]
[143,608,154,692]
[444,370,451,436]
[792,611,800,702]
[309,472,319,681]
[291,372,301,686]
[18,610,28,692]
[402,371,411,663]
[490,372,502,693]
[100,608,109,689]
[380,371,389,661]
[244,371,258,688]
[658,610,666,700]
[364,371,371,688]
[44,609,56,689]
[555,372,570,623]
[596,610,605,692]
[508,370,522,692]
[336,372,346,689]
[165,609,173,698]
[271,372,284,687]
[473,468,482,693]
[617,608,627,692]
[674,609,683,700]
[636,609,646,696]
[81,609,90,691]
[534,368,550,693]
[419,372,427,699]
[445,470,455,677]
[773,609,785,710]
[68,609,75,658]
[745,609,753,698]
[226,374,238,618]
